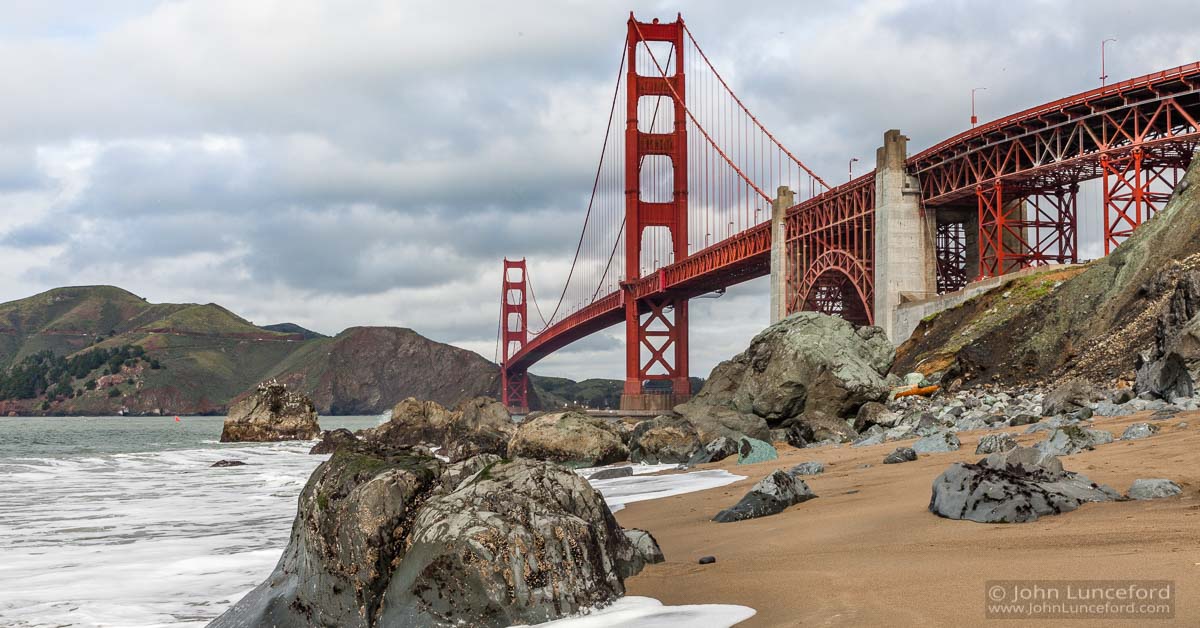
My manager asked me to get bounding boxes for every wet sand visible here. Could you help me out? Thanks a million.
[619,411,1200,627]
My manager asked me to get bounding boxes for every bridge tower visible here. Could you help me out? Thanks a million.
[500,258,529,412]
[621,15,690,411]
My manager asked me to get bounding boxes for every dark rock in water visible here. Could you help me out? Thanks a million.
[507,411,627,468]
[1042,378,1105,417]
[684,436,740,467]
[788,461,825,476]
[1127,478,1183,500]
[882,447,917,464]
[220,381,321,443]
[628,415,702,464]
[211,445,652,628]
[1035,426,1113,456]
[698,556,716,565]
[210,459,246,468]
[676,312,893,441]
[589,466,634,481]
[736,437,778,464]
[975,433,1018,455]
[713,469,816,523]
[1121,422,1160,441]
[928,446,1120,523]
[308,428,358,454]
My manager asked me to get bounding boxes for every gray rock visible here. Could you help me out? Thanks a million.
[1042,378,1105,417]
[851,430,888,448]
[883,447,917,464]
[1128,479,1183,500]
[508,411,628,468]
[673,402,770,444]
[1009,414,1041,426]
[902,372,927,387]
[220,381,321,443]
[360,397,515,463]
[309,428,359,455]
[619,529,665,569]
[1111,388,1135,404]
[589,466,634,481]
[975,433,1018,455]
[929,446,1120,523]
[684,436,740,467]
[1120,422,1160,441]
[680,312,893,435]
[1035,427,1114,456]
[210,459,247,468]
[698,556,716,565]
[912,432,961,453]
[788,461,825,476]
[853,401,898,432]
[1092,401,1138,417]
[736,437,778,464]
[211,448,656,628]
[713,470,816,523]
[953,416,990,432]
[1136,270,1200,400]
[627,415,702,464]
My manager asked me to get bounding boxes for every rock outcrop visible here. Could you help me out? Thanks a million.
[713,470,817,523]
[357,397,514,462]
[677,312,892,442]
[1137,269,1200,400]
[507,411,628,468]
[219,381,321,442]
[929,446,1120,523]
[627,415,702,464]
[210,444,658,628]
[309,428,359,454]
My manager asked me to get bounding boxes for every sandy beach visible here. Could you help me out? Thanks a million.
[619,410,1199,627]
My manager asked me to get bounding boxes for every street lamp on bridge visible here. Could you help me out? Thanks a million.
[849,157,859,181]
[1100,38,1117,86]
[971,87,987,127]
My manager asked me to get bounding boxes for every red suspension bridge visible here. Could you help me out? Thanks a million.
[499,13,1200,412]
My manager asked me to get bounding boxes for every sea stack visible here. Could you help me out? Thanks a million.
[219,380,320,442]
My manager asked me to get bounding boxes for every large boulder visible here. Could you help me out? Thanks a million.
[220,381,321,442]
[508,411,628,468]
[359,397,514,462]
[713,470,817,523]
[672,402,769,444]
[1128,478,1183,500]
[929,446,1120,523]
[627,415,702,464]
[1041,378,1105,417]
[211,446,656,628]
[677,312,893,436]
[309,428,358,454]
[1137,270,1200,399]
[683,436,740,467]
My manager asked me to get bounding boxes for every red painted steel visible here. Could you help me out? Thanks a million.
[499,16,1200,412]
[623,15,691,404]
[500,259,529,411]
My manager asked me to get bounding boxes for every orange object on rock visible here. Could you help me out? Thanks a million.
[894,385,939,399]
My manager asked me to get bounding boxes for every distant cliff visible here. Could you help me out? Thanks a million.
[0,286,500,416]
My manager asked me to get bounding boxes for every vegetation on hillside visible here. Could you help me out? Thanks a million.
[0,344,157,401]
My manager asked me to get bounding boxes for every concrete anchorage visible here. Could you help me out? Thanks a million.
[873,130,937,343]
[770,185,795,325]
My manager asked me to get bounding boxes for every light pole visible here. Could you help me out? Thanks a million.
[971,87,987,127]
[849,157,859,181]
[1100,38,1117,86]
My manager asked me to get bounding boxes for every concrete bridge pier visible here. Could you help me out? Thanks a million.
[770,185,794,324]
[873,130,937,343]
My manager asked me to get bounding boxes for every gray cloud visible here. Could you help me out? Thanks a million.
[0,0,1198,382]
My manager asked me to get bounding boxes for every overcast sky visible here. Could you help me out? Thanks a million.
[1,0,1197,381]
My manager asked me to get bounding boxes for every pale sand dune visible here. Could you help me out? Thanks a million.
[619,410,1200,627]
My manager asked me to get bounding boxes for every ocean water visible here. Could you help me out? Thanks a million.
[0,416,751,628]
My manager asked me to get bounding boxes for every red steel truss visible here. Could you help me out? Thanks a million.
[784,176,875,322]
[499,16,1200,412]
